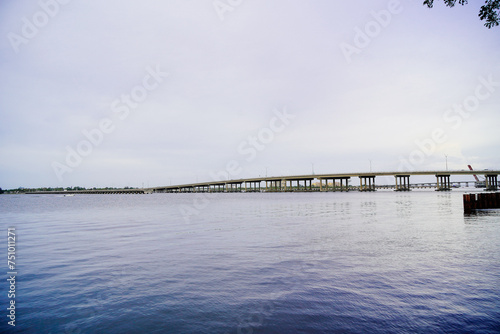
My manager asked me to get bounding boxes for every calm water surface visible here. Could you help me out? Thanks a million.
[0,191,499,333]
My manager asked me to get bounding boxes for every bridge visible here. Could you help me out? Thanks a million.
[25,189,152,195]
[150,170,500,193]
[21,170,499,195]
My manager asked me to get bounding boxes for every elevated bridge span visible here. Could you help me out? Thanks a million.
[151,170,500,193]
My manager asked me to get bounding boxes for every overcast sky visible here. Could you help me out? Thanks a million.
[0,0,499,189]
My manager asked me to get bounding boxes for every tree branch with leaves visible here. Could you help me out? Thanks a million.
[424,0,499,28]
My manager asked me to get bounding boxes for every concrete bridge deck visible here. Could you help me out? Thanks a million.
[151,170,500,193]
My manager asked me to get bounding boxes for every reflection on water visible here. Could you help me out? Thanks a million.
[437,192,453,215]
[395,193,413,218]
[360,201,377,218]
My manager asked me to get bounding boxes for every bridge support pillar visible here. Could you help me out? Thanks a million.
[286,179,313,192]
[395,175,411,191]
[320,177,350,192]
[436,174,451,191]
[359,176,376,191]
[486,174,498,191]
[336,177,349,192]
[228,183,242,192]
[244,181,261,192]
[266,180,282,192]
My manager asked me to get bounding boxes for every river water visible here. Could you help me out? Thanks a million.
[0,190,499,333]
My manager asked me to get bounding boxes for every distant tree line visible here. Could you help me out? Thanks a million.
[1,186,138,194]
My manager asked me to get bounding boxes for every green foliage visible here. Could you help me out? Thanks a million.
[424,0,500,28]
[0,188,3,194]
[424,0,468,7]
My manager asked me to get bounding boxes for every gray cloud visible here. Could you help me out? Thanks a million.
[0,0,498,188]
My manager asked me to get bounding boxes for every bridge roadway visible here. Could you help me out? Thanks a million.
[26,189,152,195]
[150,170,500,193]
